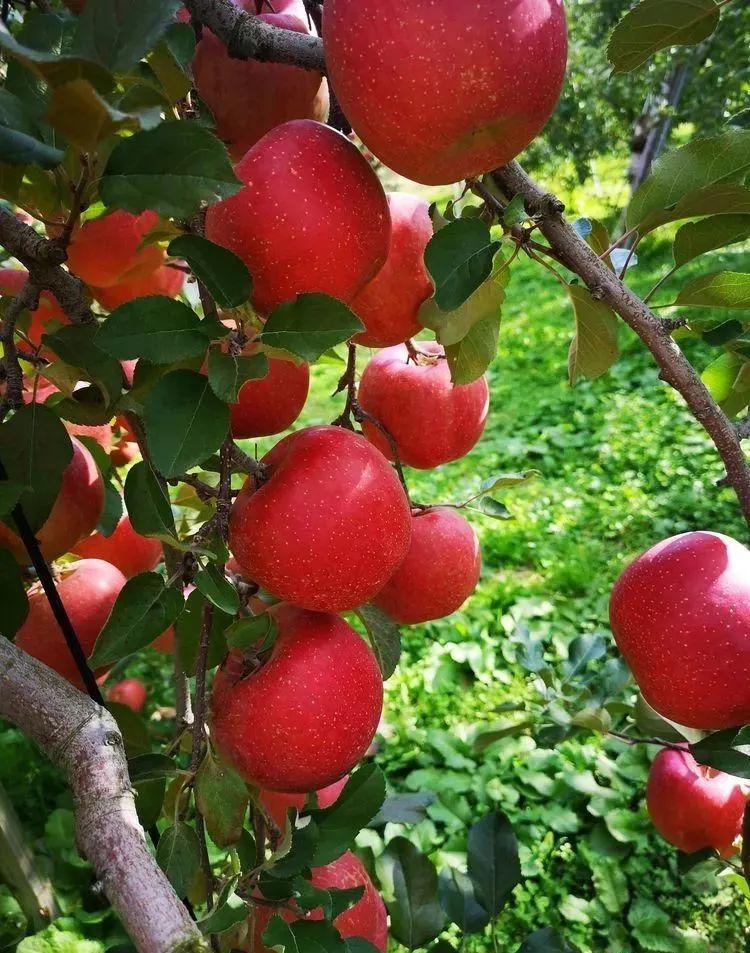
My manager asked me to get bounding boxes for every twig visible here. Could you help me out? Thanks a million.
[0,279,40,424]
[352,403,411,504]
[607,730,685,752]
[332,342,357,429]
[169,473,220,500]
[189,601,214,774]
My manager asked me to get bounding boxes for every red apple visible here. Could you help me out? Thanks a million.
[108,677,147,713]
[205,120,390,315]
[211,605,383,791]
[66,211,162,289]
[193,2,329,161]
[352,193,433,348]
[358,342,489,469]
[92,264,185,311]
[646,746,746,856]
[610,531,750,730]
[110,416,139,468]
[73,513,162,579]
[230,351,310,439]
[15,558,126,689]
[324,0,568,185]
[374,507,481,623]
[252,851,388,952]
[261,775,348,829]
[0,436,104,563]
[0,268,68,347]
[229,425,411,612]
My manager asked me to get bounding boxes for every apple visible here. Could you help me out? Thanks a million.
[108,678,147,713]
[230,350,310,439]
[92,265,185,311]
[374,507,481,624]
[15,558,126,689]
[110,416,139,468]
[211,605,383,791]
[261,775,348,829]
[352,193,433,348]
[229,425,411,612]
[205,120,390,315]
[323,0,568,185]
[646,746,746,856]
[73,513,162,579]
[192,1,329,161]
[252,851,388,952]
[358,342,489,469]
[0,436,104,563]
[66,210,163,289]
[610,531,750,730]
[0,268,68,347]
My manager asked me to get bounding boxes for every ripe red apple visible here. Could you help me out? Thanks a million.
[92,264,185,311]
[205,120,390,315]
[211,605,383,791]
[352,193,433,348]
[73,513,162,579]
[0,268,68,347]
[252,851,388,952]
[374,507,481,624]
[15,558,126,689]
[324,0,568,186]
[229,425,411,612]
[230,351,310,439]
[261,775,348,829]
[646,746,746,856]
[358,342,489,469]
[0,436,104,563]
[192,1,329,161]
[66,211,162,288]
[108,677,147,713]
[610,531,750,730]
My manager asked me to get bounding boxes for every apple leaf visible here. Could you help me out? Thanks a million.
[267,821,320,880]
[567,285,619,385]
[673,215,750,268]
[355,604,401,680]
[197,878,248,936]
[425,218,502,312]
[310,764,386,865]
[261,294,363,363]
[467,811,521,917]
[0,89,64,168]
[96,298,211,364]
[384,837,444,949]
[127,753,178,783]
[174,588,231,677]
[207,348,268,403]
[518,928,581,953]
[156,821,202,899]
[439,868,491,935]
[675,271,750,309]
[264,917,347,953]
[0,550,29,638]
[168,235,252,309]
[194,562,240,615]
[444,312,501,385]
[690,730,750,778]
[607,0,720,74]
[123,460,180,544]
[195,751,249,847]
[46,80,155,153]
[73,0,183,73]
[0,26,114,93]
[89,572,185,667]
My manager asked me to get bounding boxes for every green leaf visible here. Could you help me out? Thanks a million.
[195,752,249,847]
[264,917,347,953]
[607,0,720,74]
[675,271,750,309]
[567,285,619,385]
[384,837,444,949]
[207,348,269,403]
[268,822,320,880]
[690,730,750,778]
[467,811,521,917]
[0,403,73,534]
[89,572,185,667]
[74,0,182,73]
[225,613,278,651]
[310,764,386,865]
[471,497,512,520]
[701,350,745,403]
[197,878,248,935]
[673,215,750,268]
[0,26,114,93]
[371,793,435,826]
[438,868,490,934]
[0,89,64,168]
[444,312,500,385]
[124,460,179,544]
[143,370,229,478]
[42,324,123,409]
[101,121,240,219]
[46,80,149,153]
[127,753,178,783]
[591,855,629,914]
[517,928,581,953]
[424,219,502,312]
[156,821,201,899]
[503,194,528,227]
[107,701,150,756]
[97,480,124,536]
[261,294,363,363]
[355,604,401,680]
[0,550,29,638]
[194,563,240,615]
[175,588,231,677]
[0,481,26,519]
[97,298,210,364]
[168,235,252,309]
[477,471,539,495]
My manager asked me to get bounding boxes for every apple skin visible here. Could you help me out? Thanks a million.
[324,0,567,186]
[15,558,126,689]
[108,678,147,713]
[351,193,433,348]
[92,265,185,311]
[229,425,411,612]
[0,268,68,346]
[211,605,383,791]
[66,211,162,289]
[0,437,104,563]
[261,775,348,829]
[73,513,162,579]
[252,851,388,952]
[205,120,390,315]
[358,342,490,469]
[193,3,329,161]
[374,507,481,624]
[646,746,746,856]
[610,531,750,730]
[230,351,310,439]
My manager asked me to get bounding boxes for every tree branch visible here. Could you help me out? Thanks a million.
[491,162,750,531]
[0,640,207,953]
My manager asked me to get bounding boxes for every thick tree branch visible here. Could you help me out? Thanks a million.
[182,0,325,72]
[0,640,206,953]
[491,162,750,530]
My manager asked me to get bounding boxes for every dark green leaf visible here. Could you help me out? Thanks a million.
[261,294,363,363]
[175,588,231,677]
[134,777,165,830]
[97,480,124,536]
[0,27,113,92]
[675,271,750,309]
[268,820,319,880]
[384,837,444,949]
[89,572,185,667]
[107,702,150,757]
[311,764,386,865]
[156,821,201,899]
[563,633,607,682]
[424,219,501,312]
[195,752,249,847]
[207,348,269,403]
[370,793,435,827]
[0,551,29,638]
[567,285,619,385]
[74,0,182,73]
[673,215,750,268]
[343,941,381,953]
[264,916,347,953]
[101,121,240,218]
[42,324,124,410]
[97,298,209,364]
[143,370,229,477]
[438,868,490,934]
[517,928,581,953]
[0,481,26,518]
[607,0,720,73]
[198,878,248,935]
[195,563,240,615]
[124,460,179,544]
[690,730,750,778]
[467,811,521,917]
[0,89,64,168]
[168,235,252,309]
[355,604,401,680]
[128,753,178,783]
